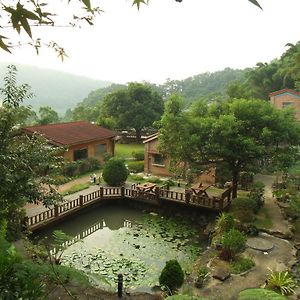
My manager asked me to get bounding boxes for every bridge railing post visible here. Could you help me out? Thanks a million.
[79,195,84,206]
[185,189,191,204]
[100,186,104,199]
[54,205,59,217]
[121,186,125,197]
[155,186,160,202]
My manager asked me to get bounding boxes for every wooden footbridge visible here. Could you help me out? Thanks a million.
[25,185,232,232]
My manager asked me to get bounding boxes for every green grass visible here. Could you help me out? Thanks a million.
[61,183,92,196]
[230,256,255,274]
[115,143,144,159]
[254,206,273,229]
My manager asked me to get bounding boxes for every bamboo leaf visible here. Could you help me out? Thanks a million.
[248,0,262,9]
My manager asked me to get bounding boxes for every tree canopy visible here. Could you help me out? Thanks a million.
[99,82,164,141]
[0,65,62,240]
[38,106,59,125]
[159,95,300,197]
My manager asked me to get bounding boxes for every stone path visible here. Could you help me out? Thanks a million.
[195,233,297,300]
[254,174,292,237]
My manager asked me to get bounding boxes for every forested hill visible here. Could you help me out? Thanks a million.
[0,63,111,115]
[158,67,249,103]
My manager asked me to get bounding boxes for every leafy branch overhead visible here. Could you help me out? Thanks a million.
[0,0,262,55]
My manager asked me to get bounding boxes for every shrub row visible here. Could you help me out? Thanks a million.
[63,157,101,177]
[126,160,144,173]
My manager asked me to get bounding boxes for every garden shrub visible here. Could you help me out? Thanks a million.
[232,197,258,222]
[63,157,101,177]
[238,288,287,300]
[63,161,78,177]
[220,229,246,261]
[132,151,144,161]
[102,157,128,186]
[159,259,184,292]
[248,181,265,209]
[127,160,144,173]
[86,157,101,171]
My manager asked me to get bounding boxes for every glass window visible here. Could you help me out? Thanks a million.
[95,144,107,156]
[282,102,293,108]
[74,148,88,161]
[153,154,165,166]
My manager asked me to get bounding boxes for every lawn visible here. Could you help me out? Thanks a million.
[115,143,144,159]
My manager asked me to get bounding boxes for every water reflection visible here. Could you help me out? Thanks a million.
[36,203,141,244]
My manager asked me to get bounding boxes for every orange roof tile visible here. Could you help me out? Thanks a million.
[269,88,300,98]
[23,121,116,146]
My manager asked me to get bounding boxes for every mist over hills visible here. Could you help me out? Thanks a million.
[0,63,111,115]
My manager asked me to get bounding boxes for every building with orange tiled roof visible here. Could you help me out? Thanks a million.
[23,121,116,162]
[269,88,300,121]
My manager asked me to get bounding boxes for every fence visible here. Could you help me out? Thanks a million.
[25,185,232,231]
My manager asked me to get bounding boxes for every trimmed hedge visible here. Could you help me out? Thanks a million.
[159,259,184,292]
[102,157,128,186]
[63,157,101,177]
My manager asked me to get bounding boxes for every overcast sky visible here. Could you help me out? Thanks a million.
[1,0,300,84]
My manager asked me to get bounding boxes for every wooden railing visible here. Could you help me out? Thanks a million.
[25,185,232,230]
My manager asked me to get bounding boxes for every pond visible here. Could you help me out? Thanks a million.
[35,203,209,293]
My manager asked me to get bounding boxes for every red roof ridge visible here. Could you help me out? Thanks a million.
[269,88,300,98]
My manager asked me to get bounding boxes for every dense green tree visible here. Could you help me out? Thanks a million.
[38,106,59,125]
[100,82,164,141]
[159,96,300,198]
[102,157,128,186]
[0,65,62,240]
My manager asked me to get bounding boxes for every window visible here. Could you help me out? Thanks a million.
[95,144,107,156]
[74,148,88,161]
[152,154,165,166]
[282,102,293,108]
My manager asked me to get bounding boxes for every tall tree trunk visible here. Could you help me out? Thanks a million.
[232,169,239,199]
[135,128,142,143]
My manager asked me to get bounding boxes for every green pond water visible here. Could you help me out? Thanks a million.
[35,203,208,292]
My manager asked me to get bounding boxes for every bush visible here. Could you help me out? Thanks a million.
[232,197,258,222]
[230,257,255,274]
[132,151,144,161]
[159,259,184,292]
[63,161,78,177]
[85,157,101,171]
[63,157,101,177]
[248,181,265,209]
[102,157,128,186]
[127,160,144,173]
[220,229,246,261]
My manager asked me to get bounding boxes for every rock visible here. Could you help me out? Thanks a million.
[246,237,274,252]
[212,268,231,281]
